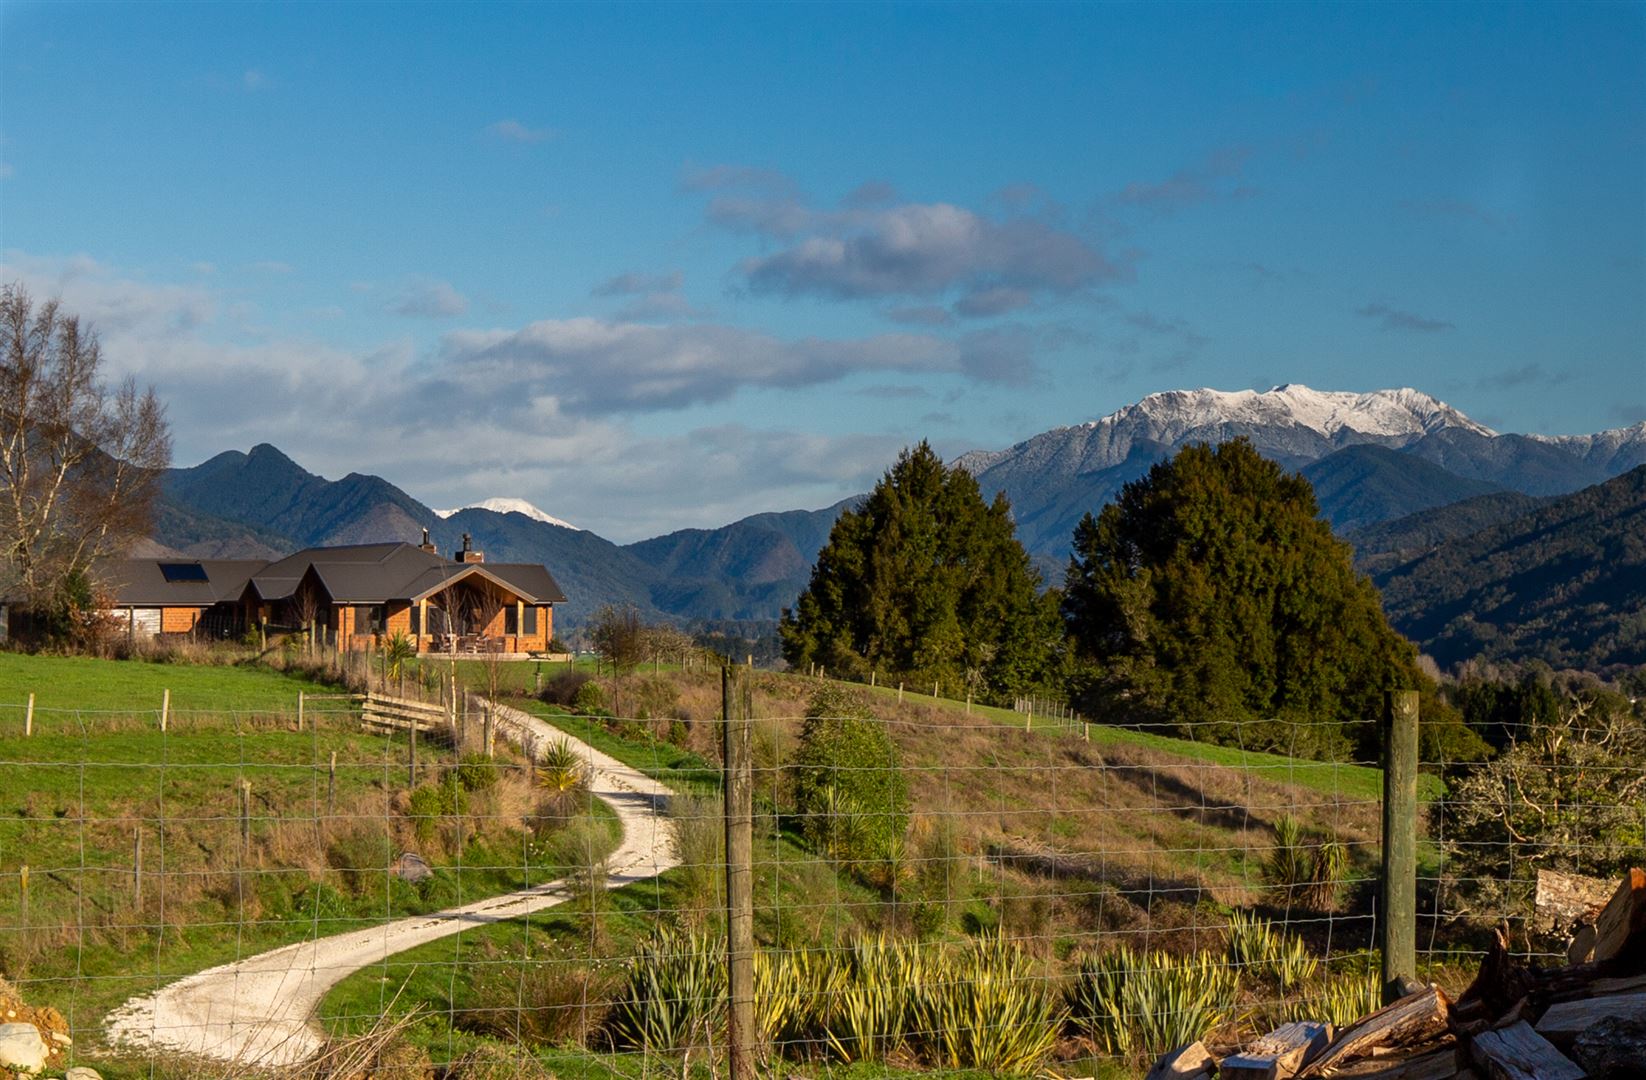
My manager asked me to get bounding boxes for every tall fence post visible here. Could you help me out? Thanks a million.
[160,689,170,732]
[1381,689,1420,1004]
[722,662,754,1080]
[24,693,32,737]
[297,691,305,732]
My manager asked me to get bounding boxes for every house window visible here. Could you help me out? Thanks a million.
[522,605,538,635]
[354,605,384,634]
[504,605,519,635]
[409,606,421,635]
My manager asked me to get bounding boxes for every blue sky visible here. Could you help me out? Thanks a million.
[3,1,1642,540]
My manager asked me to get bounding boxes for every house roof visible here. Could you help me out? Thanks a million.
[101,543,567,607]
[101,559,268,607]
[251,543,568,605]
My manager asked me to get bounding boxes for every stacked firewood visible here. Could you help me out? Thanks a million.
[1147,868,1646,1080]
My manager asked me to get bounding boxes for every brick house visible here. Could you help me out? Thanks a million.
[96,532,566,654]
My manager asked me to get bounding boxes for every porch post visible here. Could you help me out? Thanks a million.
[417,598,428,653]
[515,600,524,652]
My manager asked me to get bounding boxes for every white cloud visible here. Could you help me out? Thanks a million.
[0,253,977,539]
[432,316,1028,416]
[486,119,555,144]
[391,278,469,318]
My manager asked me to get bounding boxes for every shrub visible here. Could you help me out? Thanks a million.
[456,953,616,1049]
[1264,816,1349,910]
[669,794,725,926]
[325,824,394,896]
[1441,692,1646,933]
[540,670,593,707]
[792,686,909,866]
[821,933,928,1062]
[455,754,500,792]
[1068,945,1239,1057]
[572,680,606,714]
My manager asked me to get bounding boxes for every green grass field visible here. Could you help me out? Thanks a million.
[0,652,624,1059]
[0,651,328,719]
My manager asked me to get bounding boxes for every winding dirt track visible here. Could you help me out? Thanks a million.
[105,703,678,1068]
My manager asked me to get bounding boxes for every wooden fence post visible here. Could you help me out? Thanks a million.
[1381,689,1420,1004]
[408,713,417,788]
[897,681,904,703]
[239,779,252,852]
[24,693,32,737]
[327,751,337,817]
[297,691,305,732]
[160,689,169,732]
[133,829,143,904]
[722,663,755,1080]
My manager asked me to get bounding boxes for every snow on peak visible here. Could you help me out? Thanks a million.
[434,497,579,530]
[1095,384,1496,441]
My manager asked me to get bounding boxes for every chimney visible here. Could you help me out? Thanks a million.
[456,532,484,564]
[419,527,438,555]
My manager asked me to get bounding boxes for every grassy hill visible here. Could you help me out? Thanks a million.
[309,665,1441,1079]
[0,652,616,1073]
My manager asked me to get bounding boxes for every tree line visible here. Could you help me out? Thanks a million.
[782,439,1482,762]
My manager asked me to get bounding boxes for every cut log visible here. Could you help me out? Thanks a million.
[1565,923,1598,965]
[1300,986,1452,1076]
[1305,1046,1460,1079]
[1469,1021,1583,1080]
[1145,1042,1216,1080]
[1586,971,1646,995]
[1220,1021,1331,1080]
[1457,929,1536,1020]
[1535,989,1646,1042]
[1589,867,1646,964]
[1571,1015,1646,1080]
[1535,868,1614,935]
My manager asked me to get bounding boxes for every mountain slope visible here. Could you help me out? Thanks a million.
[1374,465,1646,670]
[1299,444,1506,532]
[1344,491,1547,575]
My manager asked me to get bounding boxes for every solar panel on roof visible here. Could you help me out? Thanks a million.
[159,563,209,582]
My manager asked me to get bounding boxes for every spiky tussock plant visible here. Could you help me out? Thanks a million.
[1225,910,1319,990]
[912,933,1065,1074]
[1265,816,1350,910]
[822,933,929,1062]
[1296,969,1381,1027]
[1068,945,1240,1057]
[605,927,725,1055]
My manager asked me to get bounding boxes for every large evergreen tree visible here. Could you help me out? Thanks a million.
[1062,439,1461,760]
[780,442,1059,702]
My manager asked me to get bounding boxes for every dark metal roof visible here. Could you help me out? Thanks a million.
[251,543,567,605]
[100,559,267,606]
[96,542,567,608]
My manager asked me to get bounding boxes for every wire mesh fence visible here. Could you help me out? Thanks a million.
[0,661,1640,1079]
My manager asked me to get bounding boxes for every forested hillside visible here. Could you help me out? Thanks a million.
[1375,466,1646,670]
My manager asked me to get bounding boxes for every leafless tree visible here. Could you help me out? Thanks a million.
[589,603,647,716]
[289,582,323,656]
[0,284,171,626]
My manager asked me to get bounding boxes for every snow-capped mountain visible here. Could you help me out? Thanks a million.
[953,385,1643,567]
[435,497,579,531]
[955,385,1493,479]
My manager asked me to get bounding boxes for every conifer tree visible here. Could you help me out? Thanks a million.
[1062,439,1468,760]
[780,441,1058,702]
